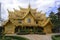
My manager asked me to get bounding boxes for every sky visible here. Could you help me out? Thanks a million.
[0,0,60,21]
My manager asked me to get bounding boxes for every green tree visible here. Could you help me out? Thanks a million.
[49,7,60,33]
[55,7,60,27]
[49,11,58,26]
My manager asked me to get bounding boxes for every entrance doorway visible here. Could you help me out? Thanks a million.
[15,26,44,34]
[15,26,20,33]
[26,27,34,34]
[36,27,44,32]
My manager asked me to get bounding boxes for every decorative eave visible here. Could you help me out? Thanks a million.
[19,4,37,12]
[7,9,14,17]
[13,8,20,12]
[2,20,8,26]
[13,7,37,20]
[19,6,28,11]
[7,9,13,13]
[3,19,15,26]
[42,18,53,27]
[7,5,46,21]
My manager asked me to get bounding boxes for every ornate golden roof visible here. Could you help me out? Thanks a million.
[3,5,53,27]
[8,5,46,21]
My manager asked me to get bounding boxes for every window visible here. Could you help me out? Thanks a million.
[36,21,38,24]
[18,19,22,23]
[27,18,31,23]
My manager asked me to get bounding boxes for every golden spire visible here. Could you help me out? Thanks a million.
[28,0,31,9]
[28,3,31,12]
[28,4,31,8]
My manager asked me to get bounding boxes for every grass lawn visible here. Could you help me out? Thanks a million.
[52,35,60,40]
[0,36,29,40]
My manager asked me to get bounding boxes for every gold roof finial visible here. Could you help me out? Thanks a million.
[28,4,31,8]
[28,0,31,9]
[28,0,31,11]
[28,4,31,12]
[7,9,11,13]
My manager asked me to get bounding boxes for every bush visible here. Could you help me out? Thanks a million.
[52,35,60,40]
[0,36,29,40]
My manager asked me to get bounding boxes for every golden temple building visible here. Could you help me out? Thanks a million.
[3,5,53,34]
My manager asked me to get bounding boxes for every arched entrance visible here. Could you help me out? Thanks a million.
[26,27,34,34]
[33,27,44,34]
[37,27,44,32]
[15,26,20,33]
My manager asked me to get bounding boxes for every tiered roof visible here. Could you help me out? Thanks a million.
[8,5,46,21]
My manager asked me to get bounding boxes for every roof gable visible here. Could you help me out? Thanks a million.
[4,20,13,26]
[8,5,46,21]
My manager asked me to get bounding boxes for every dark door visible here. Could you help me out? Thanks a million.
[15,26,20,33]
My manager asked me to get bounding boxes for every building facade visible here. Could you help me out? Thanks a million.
[4,5,53,34]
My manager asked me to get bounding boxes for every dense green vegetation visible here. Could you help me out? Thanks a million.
[0,36,29,40]
[49,7,60,33]
[52,35,60,40]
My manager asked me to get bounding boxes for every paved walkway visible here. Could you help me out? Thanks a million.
[6,33,60,40]
[19,34,52,40]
